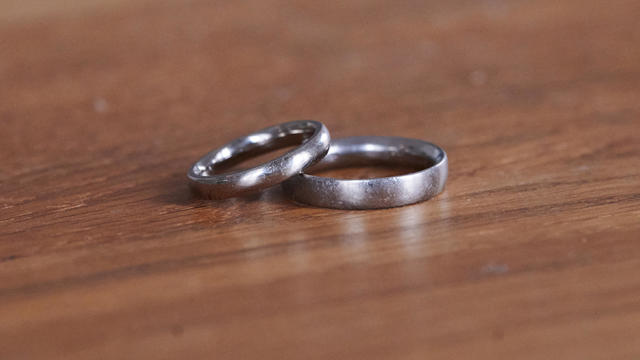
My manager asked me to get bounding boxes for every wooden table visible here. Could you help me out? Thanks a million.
[2,0,639,358]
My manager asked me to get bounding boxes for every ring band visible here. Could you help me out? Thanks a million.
[188,120,330,199]
[282,136,448,209]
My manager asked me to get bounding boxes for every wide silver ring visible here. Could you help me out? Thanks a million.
[282,136,448,209]
[188,120,331,199]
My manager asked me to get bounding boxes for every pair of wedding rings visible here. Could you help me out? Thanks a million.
[187,120,448,209]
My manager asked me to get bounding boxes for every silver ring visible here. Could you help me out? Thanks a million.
[282,136,448,209]
[188,120,330,199]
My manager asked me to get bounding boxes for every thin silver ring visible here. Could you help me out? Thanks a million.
[282,136,448,209]
[188,120,330,199]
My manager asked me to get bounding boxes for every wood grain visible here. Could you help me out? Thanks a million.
[1,0,639,358]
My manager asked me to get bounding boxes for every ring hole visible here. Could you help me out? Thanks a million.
[307,156,434,180]
[211,145,300,174]
[205,131,311,175]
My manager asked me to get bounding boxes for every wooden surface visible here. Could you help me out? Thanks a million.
[1,0,640,359]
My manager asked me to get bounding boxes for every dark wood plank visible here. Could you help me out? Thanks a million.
[1,0,639,358]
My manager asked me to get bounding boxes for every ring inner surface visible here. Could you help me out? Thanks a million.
[306,145,438,179]
[203,125,316,175]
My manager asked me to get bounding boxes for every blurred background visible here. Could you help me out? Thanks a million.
[3,0,637,173]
